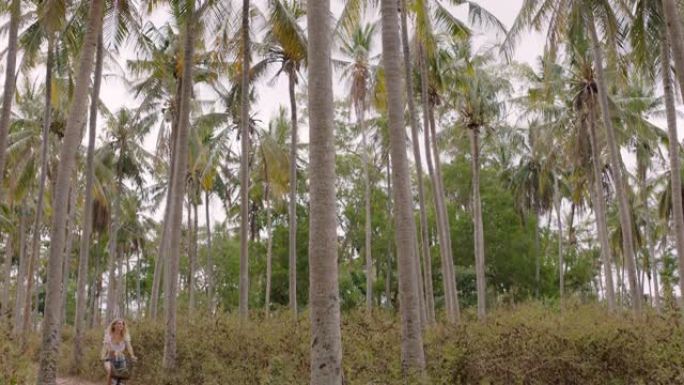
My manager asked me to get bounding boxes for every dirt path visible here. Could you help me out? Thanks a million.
[56,377,101,385]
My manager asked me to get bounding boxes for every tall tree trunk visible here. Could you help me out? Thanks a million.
[661,32,684,313]
[420,49,454,323]
[106,177,122,321]
[381,0,426,374]
[12,207,27,335]
[588,15,641,313]
[663,0,684,101]
[586,97,617,311]
[74,31,102,372]
[359,104,374,311]
[2,233,12,321]
[288,71,298,317]
[187,199,197,313]
[265,186,273,317]
[308,0,343,382]
[554,177,564,307]
[427,101,460,322]
[385,157,393,308]
[136,250,142,318]
[205,189,213,313]
[163,1,195,370]
[239,0,251,321]
[0,0,20,204]
[61,185,77,327]
[651,239,661,313]
[91,244,103,328]
[37,0,105,382]
[400,0,435,324]
[23,36,55,338]
[469,127,486,320]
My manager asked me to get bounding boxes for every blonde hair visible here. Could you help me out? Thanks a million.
[105,318,131,342]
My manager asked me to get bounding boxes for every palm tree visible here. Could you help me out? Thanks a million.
[399,0,435,324]
[661,0,684,100]
[308,0,343,382]
[253,0,307,315]
[380,0,425,374]
[0,0,21,205]
[36,0,106,382]
[508,0,642,313]
[444,43,510,319]
[335,21,378,311]
[239,0,251,320]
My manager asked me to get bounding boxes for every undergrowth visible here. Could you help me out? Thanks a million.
[3,302,683,384]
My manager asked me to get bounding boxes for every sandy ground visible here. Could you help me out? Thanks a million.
[56,377,102,385]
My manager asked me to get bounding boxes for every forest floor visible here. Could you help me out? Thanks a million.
[56,377,100,385]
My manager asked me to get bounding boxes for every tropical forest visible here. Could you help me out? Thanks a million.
[1,0,684,384]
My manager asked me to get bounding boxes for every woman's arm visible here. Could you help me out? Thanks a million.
[126,340,136,359]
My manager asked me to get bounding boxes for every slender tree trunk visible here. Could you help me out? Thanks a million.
[136,250,142,318]
[106,176,122,321]
[586,97,616,311]
[381,0,426,374]
[469,127,486,319]
[288,70,298,316]
[205,189,214,313]
[238,0,251,321]
[23,36,55,338]
[13,207,27,335]
[265,186,273,317]
[187,199,197,313]
[385,157,393,308]
[554,177,564,307]
[163,1,195,370]
[420,48,455,324]
[307,0,343,382]
[0,0,20,204]
[663,0,684,101]
[2,233,12,321]
[651,239,661,313]
[661,33,684,313]
[61,185,77,327]
[428,101,460,322]
[359,105,374,311]
[588,15,641,314]
[400,0,434,323]
[37,0,105,382]
[73,31,102,372]
[91,245,103,328]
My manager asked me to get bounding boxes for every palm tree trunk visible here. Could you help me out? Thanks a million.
[23,36,55,338]
[586,96,616,311]
[37,0,105,382]
[265,186,273,317]
[0,0,21,204]
[2,233,12,321]
[661,32,684,313]
[385,157,393,308]
[288,70,298,317]
[12,207,27,335]
[187,199,196,313]
[651,239,661,312]
[359,105,374,311]
[428,100,460,322]
[163,2,195,369]
[239,0,251,321]
[662,0,684,101]
[381,0,426,374]
[61,185,77,327]
[205,189,214,314]
[588,15,641,313]
[73,30,102,372]
[419,49,455,324]
[106,178,122,321]
[307,0,343,382]
[136,250,142,318]
[192,201,199,311]
[469,127,486,319]
[554,177,564,307]
[400,0,435,324]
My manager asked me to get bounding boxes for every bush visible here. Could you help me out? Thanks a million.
[5,303,683,384]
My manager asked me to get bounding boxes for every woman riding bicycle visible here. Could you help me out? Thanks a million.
[101,318,137,385]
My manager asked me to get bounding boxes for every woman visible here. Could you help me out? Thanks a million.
[101,318,137,385]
